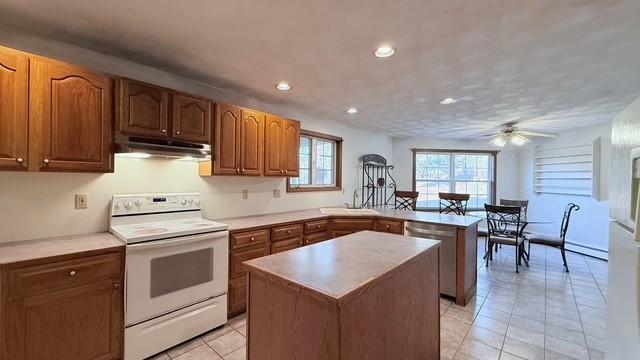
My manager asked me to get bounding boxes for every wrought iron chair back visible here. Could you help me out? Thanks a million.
[500,199,529,218]
[559,203,580,241]
[439,192,470,215]
[395,191,419,211]
[484,204,523,238]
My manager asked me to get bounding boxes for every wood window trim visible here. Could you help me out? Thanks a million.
[287,130,343,193]
[411,149,499,211]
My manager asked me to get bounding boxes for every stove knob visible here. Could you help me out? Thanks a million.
[135,199,143,206]
[194,199,201,206]
[124,201,133,209]
[188,198,194,204]
[180,199,187,205]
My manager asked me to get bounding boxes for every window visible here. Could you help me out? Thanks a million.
[287,130,342,192]
[412,150,497,210]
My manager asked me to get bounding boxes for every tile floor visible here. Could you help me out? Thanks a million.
[148,240,608,360]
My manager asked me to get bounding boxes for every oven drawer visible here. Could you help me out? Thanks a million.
[272,223,303,241]
[230,228,269,249]
[304,219,329,234]
[8,252,122,297]
[230,244,268,278]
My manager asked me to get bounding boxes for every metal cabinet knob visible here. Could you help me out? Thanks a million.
[69,270,76,276]
[241,168,245,173]
[236,168,240,174]
[287,230,292,234]
[284,170,288,174]
[16,157,24,163]
[161,129,167,133]
[386,225,390,229]
[317,225,321,228]
[113,283,121,289]
[176,131,181,135]
[43,158,50,164]
[250,237,255,241]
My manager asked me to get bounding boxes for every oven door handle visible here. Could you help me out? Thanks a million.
[126,231,229,253]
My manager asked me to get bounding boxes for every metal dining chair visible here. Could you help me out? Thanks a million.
[527,203,580,272]
[395,191,419,211]
[485,204,528,273]
[439,192,470,215]
[494,199,529,252]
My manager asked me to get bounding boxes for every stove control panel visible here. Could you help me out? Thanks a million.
[110,193,201,216]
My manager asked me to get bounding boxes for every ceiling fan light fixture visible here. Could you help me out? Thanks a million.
[492,135,507,147]
[510,134,528,146]
[346,107,358,114]
[374,45,396,58]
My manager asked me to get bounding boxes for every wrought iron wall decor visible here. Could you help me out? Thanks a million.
[361,154,397,207]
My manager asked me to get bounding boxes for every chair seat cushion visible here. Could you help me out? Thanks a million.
[488,235,523,245]
[527,233,562,246]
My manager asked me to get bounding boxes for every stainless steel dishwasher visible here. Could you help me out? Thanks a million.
[405,221,458,298]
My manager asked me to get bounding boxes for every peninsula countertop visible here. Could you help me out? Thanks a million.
[216,206,481,232]
[243,230,441,304]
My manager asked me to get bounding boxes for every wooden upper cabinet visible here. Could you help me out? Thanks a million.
[29,58,113,172]
[117,78,169,138]
[0,47,29,171]
[172,93,211,143]
[239,109,264,176]
[264,114,284,176]
[282,119,300,176]
[214,103,241,175]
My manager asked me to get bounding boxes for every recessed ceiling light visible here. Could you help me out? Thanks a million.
[440,97,458,105]
[374,45,396,58]
[346,107,358,114]
[275,82,291,91]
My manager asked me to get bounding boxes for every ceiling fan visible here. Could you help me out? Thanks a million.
[483,125,556,147]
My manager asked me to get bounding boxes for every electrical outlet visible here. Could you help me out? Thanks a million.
[241,189,249,200]
[75,194,88,209]
[273,189,281,198]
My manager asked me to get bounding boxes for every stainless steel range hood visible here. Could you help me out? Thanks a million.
[115,134,211,159]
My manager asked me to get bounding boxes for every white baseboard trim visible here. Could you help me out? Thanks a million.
[565,240,608,260]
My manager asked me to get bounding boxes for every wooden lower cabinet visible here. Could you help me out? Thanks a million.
[228,229,270,315]
[229,275,248,316]
[271,237,303,253]
[329,218,373,238]
[304,231,330,245]
[1,249,124,360]
[374,219,404,234]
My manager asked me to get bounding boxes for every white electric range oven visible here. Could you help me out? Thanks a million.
[109,193,228,360]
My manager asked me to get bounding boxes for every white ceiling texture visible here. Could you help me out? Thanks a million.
[0,0,639,139]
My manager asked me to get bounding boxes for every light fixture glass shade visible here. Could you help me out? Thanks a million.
[374,45,396,58]
[510,134,528,146]
[492,136,507,147]
[346,107,358,114]
[275,82,291,91]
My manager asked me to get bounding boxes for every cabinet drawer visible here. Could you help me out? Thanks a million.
[229,275,247,314]
[375,219,404,234]
[304,231,331,245]
[271,223,303,241]
[230,228,269,249]
[271,237,303,254]
[230,244,268,278]
[330,218,374,231]
[304,219,329,234]
[8,252,122,296]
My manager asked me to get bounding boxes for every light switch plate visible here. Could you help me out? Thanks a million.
[241,189,249,200]
[75,194,88,209]
[273,189,281,198]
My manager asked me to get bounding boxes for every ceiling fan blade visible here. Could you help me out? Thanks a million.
[517,130,556,138]
[482,132,501,137]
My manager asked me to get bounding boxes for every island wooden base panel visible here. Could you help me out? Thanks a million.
[247,249,440,360]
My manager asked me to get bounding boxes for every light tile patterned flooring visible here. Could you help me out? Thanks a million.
[148,240,608,360]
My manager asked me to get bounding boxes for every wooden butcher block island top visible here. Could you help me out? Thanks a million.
[243,231,442,360]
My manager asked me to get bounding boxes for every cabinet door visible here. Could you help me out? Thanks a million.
[0,47,29,171]
[214,103,241,175]
[282,119,300,176]
[229,276,247,315]
[3,279,123,360]
[172,93,211,143]
[239,109,264,176]
[117,78,169,138]
[29,59,113,172]
[264,114,284,176]
[271,237,303,253]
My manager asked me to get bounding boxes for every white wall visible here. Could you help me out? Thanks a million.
[391,138,521,202]
[0,27,392,243]
[517,124,611,259]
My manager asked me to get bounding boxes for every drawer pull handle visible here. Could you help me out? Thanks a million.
[287,230,292,234]
[113,283,121,289]
[43,158,50,164]
[16,157,24,163]
[250,237,255,241]
[176,131,181,135]
[386,225,390,229]
[317,225,321,228]
[69,270,76,276]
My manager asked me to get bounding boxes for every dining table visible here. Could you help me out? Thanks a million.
[467,210,554,262]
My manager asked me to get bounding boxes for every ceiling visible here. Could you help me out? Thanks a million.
[1,0,639,139]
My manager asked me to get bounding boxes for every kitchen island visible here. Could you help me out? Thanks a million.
[218,207,480,315]
[243,231,441,360]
